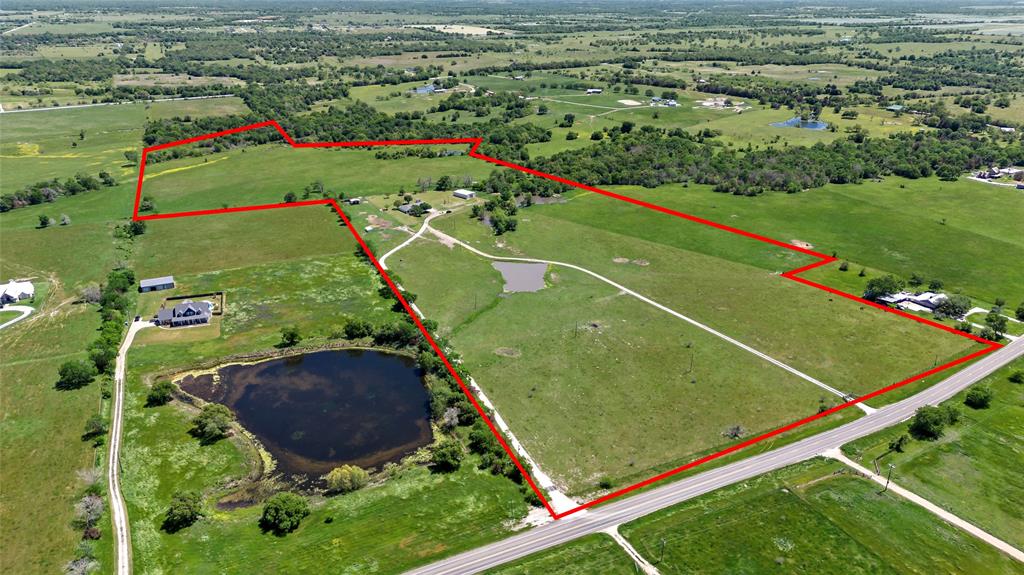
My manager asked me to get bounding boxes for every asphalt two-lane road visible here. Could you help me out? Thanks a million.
[407,337,1024,575]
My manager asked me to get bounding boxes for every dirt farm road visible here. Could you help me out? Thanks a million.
[108,319,153,575]
[417,216,868,411]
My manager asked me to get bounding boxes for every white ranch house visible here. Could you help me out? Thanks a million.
[0,279,34,305]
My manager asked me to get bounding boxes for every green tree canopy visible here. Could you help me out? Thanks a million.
[162,491,203,533]
[191,403,233,443]
[260,492,310,535]
[324,465,370,493]
[57,360,98,390]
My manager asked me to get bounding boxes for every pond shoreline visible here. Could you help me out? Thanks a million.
[155,340,437,504]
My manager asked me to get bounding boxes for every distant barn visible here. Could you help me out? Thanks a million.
[453,189,476,200]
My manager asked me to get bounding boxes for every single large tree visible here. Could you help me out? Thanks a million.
[934,294,971,319]
[57,360,97,390]
[146,380,176,407]
[191,404,233,443]
[260,492,310,534]
[280,326,302,347]
[431,440,464,472]
[908,405,959,440]
[163,491,203,533]
[864,275,904,301]
[964,386,993,409]
[984,311,1008,337]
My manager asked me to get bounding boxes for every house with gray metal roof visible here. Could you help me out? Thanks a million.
[156,300,212,327]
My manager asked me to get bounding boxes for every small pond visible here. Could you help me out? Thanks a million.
[770,116,830,130]
[493,261,547,293]
[179,349,432,481]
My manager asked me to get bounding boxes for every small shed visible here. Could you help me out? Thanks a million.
[139,276,175,293]
[453,189,476,200]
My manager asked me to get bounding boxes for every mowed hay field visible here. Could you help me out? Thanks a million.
[392,238,827,493]
[435,193,979,403]
[619,459,1023,575]
[140,138,492,214]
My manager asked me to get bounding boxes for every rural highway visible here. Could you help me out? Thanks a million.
[407,336,1024,575]
[108,320,152,575]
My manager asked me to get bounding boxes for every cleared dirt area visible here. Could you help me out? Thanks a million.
[113,73,245,87]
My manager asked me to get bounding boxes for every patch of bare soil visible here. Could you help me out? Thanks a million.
[613,257,649,266]
[530,194,566,205]
[368,215,394,229]
[494,347,522,358]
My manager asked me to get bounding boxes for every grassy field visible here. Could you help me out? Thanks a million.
[430,193,978,402]
[0,182,133,290]
[391,238,828,492]
[484,534,634,574]
[107,203,539,572]
[133,204,356,279]
[843,359,1024,549]
[145,96,251,121]
[620,459,1024,574]
[0,296,106,573]
[140,141,491,213]
[607,177,1024,304]
[0,156,137,573]
[112,339,529,574]
[0,102,146,192]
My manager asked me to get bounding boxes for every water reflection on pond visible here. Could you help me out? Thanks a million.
[179,349,432,481]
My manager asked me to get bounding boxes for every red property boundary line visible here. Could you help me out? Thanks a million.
[134,119,1003,520]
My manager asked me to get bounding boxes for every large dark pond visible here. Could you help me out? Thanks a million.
[179,349,432,481]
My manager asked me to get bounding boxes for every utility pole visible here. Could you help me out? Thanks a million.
[882,463,895,493]
[659,537,666,563]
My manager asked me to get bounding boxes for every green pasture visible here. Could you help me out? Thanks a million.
[620,459,1023,574]
[0,302,107,574]
[114,345,526,574]
[606,177,1024,304]
[348,80,448,115]
[145,96,251,121]
[140,143,490,213]
[843,359,1024,549]
[430,193,977,403]
[392,237,834,492]
[0,181,136,290]
[0,102,146,193]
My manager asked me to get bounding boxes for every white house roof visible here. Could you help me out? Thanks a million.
[0,279,34,299]
[140,276,174,288]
